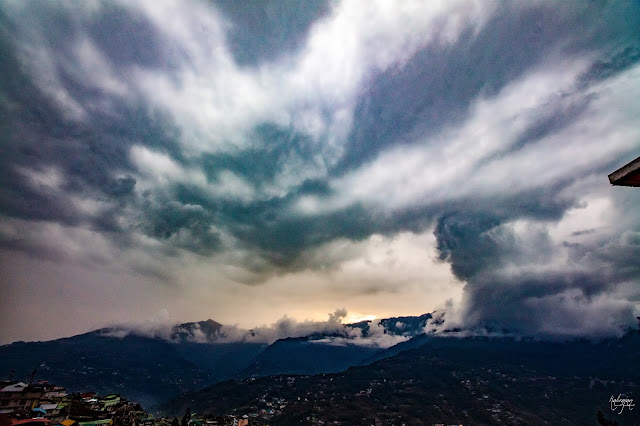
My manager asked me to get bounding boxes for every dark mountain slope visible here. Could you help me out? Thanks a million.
[241,336,380,378]
[0,313,435,409]
[358,332,433,365]
[0,322,265,408]
[0,333,207,407]
[174,341,266,381]
[163,332,640,425]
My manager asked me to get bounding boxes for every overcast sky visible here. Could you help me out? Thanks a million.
[1,0,639,344]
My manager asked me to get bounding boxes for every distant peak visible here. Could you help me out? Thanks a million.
[170,319,223,342]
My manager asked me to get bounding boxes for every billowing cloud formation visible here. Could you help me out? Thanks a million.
[98,309,418,348]
[0,0,639,341]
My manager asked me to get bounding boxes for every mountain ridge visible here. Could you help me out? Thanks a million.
[162,331,640,424]
[0,314,436,409]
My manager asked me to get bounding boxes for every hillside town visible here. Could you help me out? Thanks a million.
[0,380,252,426]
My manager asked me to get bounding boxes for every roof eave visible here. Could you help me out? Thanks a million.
[609,156,640,187]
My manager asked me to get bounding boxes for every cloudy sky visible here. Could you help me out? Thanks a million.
[1,0,639,344]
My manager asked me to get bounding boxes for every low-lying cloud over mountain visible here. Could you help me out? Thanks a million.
[97,309,433,348]
[1,0,639,342]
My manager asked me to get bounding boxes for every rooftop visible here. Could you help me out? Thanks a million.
[609,156,640,187]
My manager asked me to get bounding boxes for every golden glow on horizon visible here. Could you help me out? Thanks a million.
[342,313,377,324]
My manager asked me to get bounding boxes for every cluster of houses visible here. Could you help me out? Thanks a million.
[180,416,249,426]
[0,381,153,426]
[0,382,257,426]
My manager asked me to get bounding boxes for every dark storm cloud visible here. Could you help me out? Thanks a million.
[212,0,332,67]
[0,0,639,338]
[0,2,187,239]
[4,0,182,73]
[87,3,184,70]
[435,210,640,336]
[0,0,339,264]
[199,124,317,187]
[349,1,639,336]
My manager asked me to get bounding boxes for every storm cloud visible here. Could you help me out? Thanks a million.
[0,0,639,342]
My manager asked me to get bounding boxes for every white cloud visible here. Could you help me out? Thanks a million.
[210,170,256,203]
[549,196,612,243]
[17,166,66,191]
[72,38,128,97]
[130,145,259,204]
[126,0,495,168]
[292,58,640,225]
[95,308,417,348]
[131,146,191,182]
[326,58,592,210]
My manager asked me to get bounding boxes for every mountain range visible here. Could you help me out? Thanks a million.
[0,314,432,408]
[3,314,639,424]
[163,331,640,425]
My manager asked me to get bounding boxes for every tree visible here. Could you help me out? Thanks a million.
[596,410,619,426]
[181,408,191,426]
